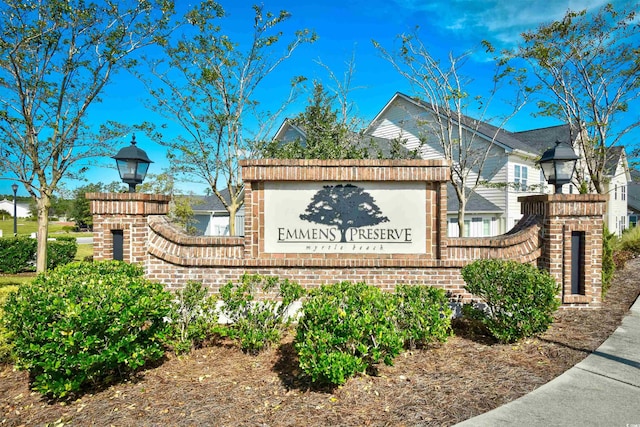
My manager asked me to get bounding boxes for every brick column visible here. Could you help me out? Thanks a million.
[87,192,171,264]
[520,194,607,308]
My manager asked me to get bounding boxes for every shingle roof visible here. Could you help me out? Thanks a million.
[513,124,577,154]
[395,93,546,155]
[605,146,625,176]
[191,188,235,212]
[445,183,502,214]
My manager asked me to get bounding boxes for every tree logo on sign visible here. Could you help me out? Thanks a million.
[299,184,389,242]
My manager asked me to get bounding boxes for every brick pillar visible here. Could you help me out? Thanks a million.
[87,192,171,264]
[520,194,607,308]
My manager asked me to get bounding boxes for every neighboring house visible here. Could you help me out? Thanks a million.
[364,92,630,237]
[601,147,631,234]
[272,118,306,144]
[626,169,640,228]
[0,198,29,218]
[191,188,245,236]
[272,117,413,159]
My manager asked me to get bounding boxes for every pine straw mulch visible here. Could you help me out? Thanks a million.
[2,259,640,427]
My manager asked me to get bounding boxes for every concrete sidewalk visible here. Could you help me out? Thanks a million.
[455,296,640,427]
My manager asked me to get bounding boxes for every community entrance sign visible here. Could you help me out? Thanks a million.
[263,181,426,254]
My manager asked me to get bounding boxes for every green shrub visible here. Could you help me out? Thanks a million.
[163,281,218,355]
[47,238,77,270]
[295,281,403,386]
[2,261,171,398]
[615,225,640,254]
[461,259,560,343]
[394,285,452,349]
[602,226,616,298]
[0,236,36,273]
[0,285,19,363]
[217,274,305,354]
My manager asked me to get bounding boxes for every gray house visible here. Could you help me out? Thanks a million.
[190,188,245,236]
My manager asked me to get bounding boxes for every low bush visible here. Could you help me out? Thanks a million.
[394,285,452,349]
[615,225,640,254]
[2,261,171,398]
[295,281,403,386]
[0,237,36,273]
[217,274,305,354]
[461,259,560,343]
[0,285,19,363]
[602,226,616,297]
[163,281,218,355]
[47,237,77,270]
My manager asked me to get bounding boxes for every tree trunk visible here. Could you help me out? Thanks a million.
[36,195,51,272]
[228,201,242,236]
[457,194,467,238]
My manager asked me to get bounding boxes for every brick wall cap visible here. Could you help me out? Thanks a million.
[240,159,448,167]
[86,192,172,202]
[518,194,607,203]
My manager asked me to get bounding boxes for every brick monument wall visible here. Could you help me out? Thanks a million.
[88,159,606,308]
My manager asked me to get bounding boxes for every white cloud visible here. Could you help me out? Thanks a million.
[392,0,620,48]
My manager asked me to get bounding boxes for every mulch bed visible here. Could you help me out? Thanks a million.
[2,259,639,427]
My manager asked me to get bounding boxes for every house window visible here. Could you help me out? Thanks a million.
[614,184,618,200]
[514,165,528,191]
[464,219,471,237]
[622,185,626,201]
[483,218,492,236]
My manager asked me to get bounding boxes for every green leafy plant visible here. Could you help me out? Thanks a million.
[295,281,403,386]
[0,285,19,363]
[602,225,616,298]
[163,281,218,355]
[217,274,305,354]
[47,238,78,270]
[0,236,36,273]
[393,285,452,349]
[461,259,560,343]
[2,261,171,398]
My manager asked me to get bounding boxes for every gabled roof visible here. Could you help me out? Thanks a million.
[272,118,306,142]
[604,146,630,178]
[271,117,416,159]
[513,124,577,154]
[366,92,547,156]
[191,188,243,213]
[446,183,502,214]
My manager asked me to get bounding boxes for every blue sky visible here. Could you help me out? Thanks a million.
[1,0,633,197]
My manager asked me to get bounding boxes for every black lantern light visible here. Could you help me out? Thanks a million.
[112,135,153,193]
[537,140,579,194]
[11,183,18,236]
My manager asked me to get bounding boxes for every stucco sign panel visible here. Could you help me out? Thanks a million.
[264,181,426,254]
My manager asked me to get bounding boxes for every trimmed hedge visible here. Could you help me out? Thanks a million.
[3,261,171,398]
[461,259,560,343]
[295,281,403,386]
[0,236,78,273]
[0,237,37,273]
[0,285,19,363]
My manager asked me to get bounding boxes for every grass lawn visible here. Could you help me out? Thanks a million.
[0,218,92,238]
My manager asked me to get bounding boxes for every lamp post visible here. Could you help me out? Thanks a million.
[537,141,579,194]
[112,135,153,193]
[11,183,18,236]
